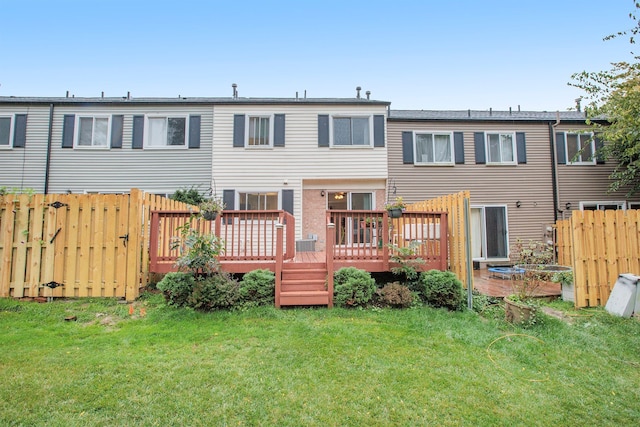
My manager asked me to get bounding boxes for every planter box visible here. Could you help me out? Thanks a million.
[561,282,575,302]
[504,298,536,324]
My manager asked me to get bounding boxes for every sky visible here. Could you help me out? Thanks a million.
[0,0,635,111]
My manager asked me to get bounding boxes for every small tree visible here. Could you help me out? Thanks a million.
[171,221,224,276]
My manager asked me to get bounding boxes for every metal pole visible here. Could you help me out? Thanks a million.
[464,197,473,309]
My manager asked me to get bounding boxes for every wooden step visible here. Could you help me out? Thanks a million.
[283,261,326,270]
[279,290,330,306]
[281,279,327,292]
[282,268,327,281]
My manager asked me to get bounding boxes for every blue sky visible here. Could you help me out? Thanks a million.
[0,0,634,110]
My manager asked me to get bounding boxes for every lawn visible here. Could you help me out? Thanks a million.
[1,295,639,426]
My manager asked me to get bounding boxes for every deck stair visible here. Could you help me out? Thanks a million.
[279,262,330,306]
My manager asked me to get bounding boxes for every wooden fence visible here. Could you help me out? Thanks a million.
[555,209,640,308]
[406,191,471,288]
[0,189,194,301]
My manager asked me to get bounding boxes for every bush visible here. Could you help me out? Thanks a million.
[238,269,275,307]
[187,273,240,311]
[156,272,195,307]
[419,270,465,311]
[171,186,205,205]
[377,282,414,308]
[333,267,376,308]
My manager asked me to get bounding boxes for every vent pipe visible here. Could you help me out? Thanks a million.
[101,91,104,98]
[127,91,130,100]
[232,83,238,99]
[356,86,361,99]
[489,107,492,116]
[366,91,371,100]
[66,91,69,98]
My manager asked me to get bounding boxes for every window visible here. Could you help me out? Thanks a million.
[566,132,595,164]
[581,201,626,211]
[239,192,278,210]
[0,116,12,147]
[486,132,516,164]
[247,116,270,146]
[414,132,453,164]
[146,116,187,148]
[75,116,109,148]
[333,117,371,146]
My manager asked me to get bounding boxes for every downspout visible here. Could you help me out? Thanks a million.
[549,112,561,221]
[44,103,54,194]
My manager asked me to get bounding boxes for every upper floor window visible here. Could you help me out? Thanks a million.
[146,116,187,148]
[333,116,371,146]
[581,201,625,211]
[486,132,516,164]
[76,116,110,148]
[239,192,278,210]
[247,116,271,147]
[0,116,12,148]
[415,132,453,165]
[566,132,595,164]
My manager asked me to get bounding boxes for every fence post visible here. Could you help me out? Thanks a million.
[275,223,283,308]
[326,223,335,308]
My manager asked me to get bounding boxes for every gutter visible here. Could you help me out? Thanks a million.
[549,112,561,221]
[44,103,54,194]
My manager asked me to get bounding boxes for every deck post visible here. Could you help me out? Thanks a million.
[382,211,389,271]
[326,223,335,308]
[275,223,284,308]
[440,212,448,271]
[149,211,160,273]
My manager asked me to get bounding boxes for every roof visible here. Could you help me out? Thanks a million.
[0,96,390,106]
[388,109,588,122]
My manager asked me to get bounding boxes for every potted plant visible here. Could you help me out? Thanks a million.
[199,197,225,220]
[385,196,406,218]
[552,269,574,302]
[505,239,554,325]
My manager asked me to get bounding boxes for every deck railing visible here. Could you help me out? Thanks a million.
[149,210,295,273]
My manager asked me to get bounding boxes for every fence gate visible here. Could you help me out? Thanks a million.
[0,191,142,300]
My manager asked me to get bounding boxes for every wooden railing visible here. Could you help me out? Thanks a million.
[149,210,295,273]
[326,210,447,271]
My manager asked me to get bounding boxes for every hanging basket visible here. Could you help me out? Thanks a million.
[387,208,403,218]
[201,211,218,221]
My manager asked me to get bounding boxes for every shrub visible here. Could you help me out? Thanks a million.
[333,267,376,308]
[156,272,195,307]
[172,225,224,276]
[419,270,465,311]
[187,273,240,311]
[238,269,275,307]
[171,186,205,205]
[377,282,413,308]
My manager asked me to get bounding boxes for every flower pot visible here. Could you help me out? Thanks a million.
[504,298,536,324]
[388,208,402,218]
[201,211,218,221]
[561,282,575,302]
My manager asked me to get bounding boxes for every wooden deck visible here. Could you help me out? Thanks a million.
[472,268,561,298]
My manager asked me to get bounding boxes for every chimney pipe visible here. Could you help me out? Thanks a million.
[101,91,104,98]
[66,91,69,98]
[356,86,361,99]
[366,91,371,100]
[518,105,521,112]
[489,107,492,116]
[127,91,130,100]
[232,83,238,99]
[575,97,582,112]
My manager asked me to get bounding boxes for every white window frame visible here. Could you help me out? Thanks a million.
[244,115,273,148]
[0,115,14,149]
[330,115,373,147]
[471,204,510,261]
[565,132,596,165]
[580,201,626,211]
[238,191,280,210]
[413,131,454,165]
[73,115,111,149]
[144,115,189,149]
[485,132,517,165]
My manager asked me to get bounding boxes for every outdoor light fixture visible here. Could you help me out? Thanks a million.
[516,200,522,208]
[320,191,325,197]
[565,202,572,210]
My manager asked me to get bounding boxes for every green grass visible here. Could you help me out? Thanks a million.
[1,295,639,426]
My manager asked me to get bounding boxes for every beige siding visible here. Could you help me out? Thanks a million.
[388,120,556,256]
[554,123,640,215]
[0,104,52,192]
[213,104,388,238]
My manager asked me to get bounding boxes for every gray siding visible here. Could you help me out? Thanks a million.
[388,120,556,254]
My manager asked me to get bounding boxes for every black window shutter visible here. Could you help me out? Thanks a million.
[132,115,144,149]
[474,132,486,164]
[233,114,245,147]
[595,134,605,164]
[555,132,566,164]
[13,114,27,148]
[516,132,526,164]
[402,131,414,164]
[274,114,285,147]
[454,132,464,164]
[110,115,124,149]
[282,189,294,214]
[373,115,385,147]
[62,115,75,148]
[222,190,235,210]
[318,115,329,147]
[189,115,201,149]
